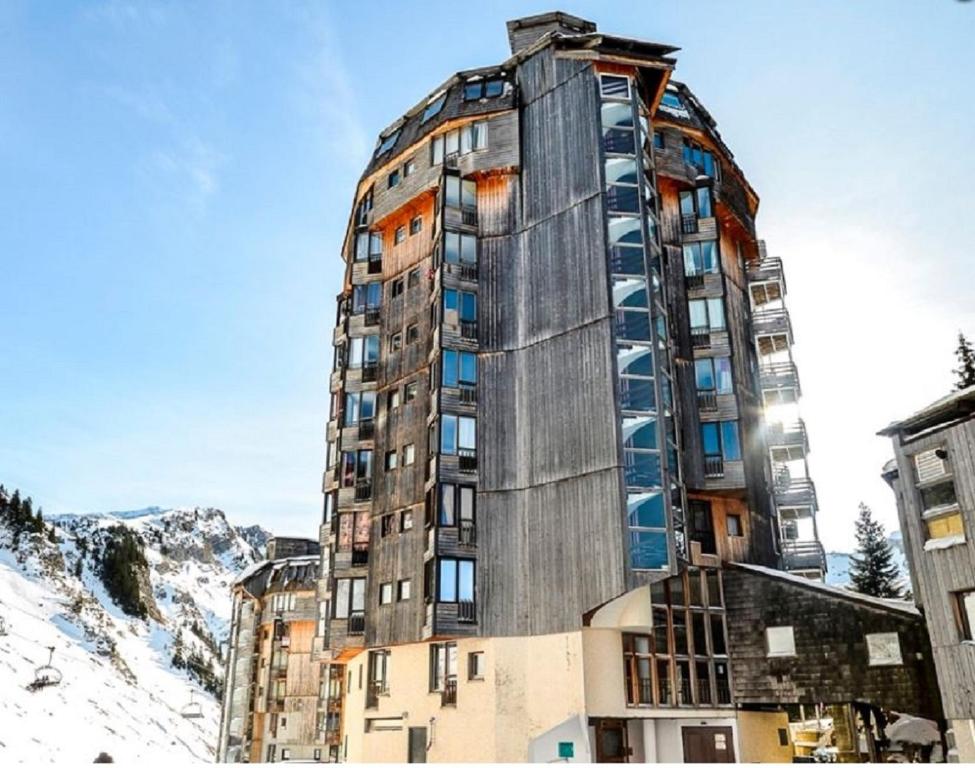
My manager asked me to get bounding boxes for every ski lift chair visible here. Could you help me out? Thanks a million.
[29,646,63,691]
[181,690,204,719]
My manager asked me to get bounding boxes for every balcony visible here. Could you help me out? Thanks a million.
[747,256,785,286]
[681,213,698,234]
[781,540,826,574]
[445,261,479,282]
[351,546,369,566]
[773,476,818,509]
[704,455,724,478]
[458,448,478,473]
[459,520,477,547]
[354,480,373,502]
[441,678,457,707]
[363,309,381,326]
[361,363,378,383]
[461,206,478,227]
[690,326,711,349]
[459,384,477,405]
[458,599,476,623]
[759,361,800,392]
[358,419,375,441]
[460,321,478,340]
[697,390,718,412]
[347,611,365,635]
[752,307,792,338]
[766,420,809,453]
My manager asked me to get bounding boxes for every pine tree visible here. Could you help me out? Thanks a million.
[954,332,975,390]
[849,503,902,599]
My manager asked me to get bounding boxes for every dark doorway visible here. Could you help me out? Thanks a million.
[689,499,717,555]
[408,726,427,763]
[595,719,629,763]
[682,726,735,763]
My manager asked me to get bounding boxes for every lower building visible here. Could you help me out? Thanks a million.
[881,385,975,762]
[322,565,940,763]
[217,537,323,763]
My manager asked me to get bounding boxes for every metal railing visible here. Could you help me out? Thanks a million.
[441,678,457,706]
[461,206,478,227]
[697,390,718,412]
[781,539,826,573]
[361,363,378,383]
[347,611,365,635]
[704,455,725,478]
[357,419,375,440]
[351,546,369,566]
[364,309,381,326]
[685,273,706,290]
[716,680,732,705]
[458,449,478,473]
[766,419,807,450]
[355,480,373,502]
[459,521,477,547]
[460,321,478,340]
[635,678,653,706]
[697,679,713,705]
[459,384,477,405]
[681,213,698,234]
[365,679,387,709]
[458,599,476,623]
[367,258,382,275]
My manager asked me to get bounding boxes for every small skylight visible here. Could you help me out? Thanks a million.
[661,90,684,110]
[376,130,400,157]
[421,90,448,123]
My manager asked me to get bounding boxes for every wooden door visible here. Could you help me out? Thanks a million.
[682,726,735,763]
[595,719,629,763]
[408,726,427,763]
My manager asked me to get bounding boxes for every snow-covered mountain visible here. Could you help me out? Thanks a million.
[825,530,911,589]
[0,499,270,763]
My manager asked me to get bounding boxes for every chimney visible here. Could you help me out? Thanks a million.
[506,11,596,55]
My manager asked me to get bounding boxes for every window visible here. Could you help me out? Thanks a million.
[281,748,290,761]
[683,241,720,276]
[913,447,965,544]
[394,225,406,244]
[379,583,393,605]
[463,78,504,100]
[468,652,485,680]
[376,130,399,157]
[679,187,713,220]
[682,138,718,178]
[438,558,474,602]
[778,729,789,748]
[440,415,476,455]
[438,483,475,527]
[410,216,422,235]
[351,282,382,314]
[406,324,419,345]
[334,577,366,618]
[354,231,383,263]
[344,392,376,426]
[660,90,684,110]
[422,90,448,123]
[404,382,418,403]
[403,443,415,466]
[443,289,477,322]
[956,590,975,641]
[429,642,457,691]
[701,421,741,463]
[726,514,743,537]
[407,267,420,288]
[444,178,477,211]
[398,579,412,601]
[367,650,390,699]
[652,131,664,149]
[866,632,903,666]
[404,157,416,177]
[689,499,717,555]
[460,121,487,153]
[442,349,477,388]
[765,626,796,657]
[390,332,402,351]
[391,278,404,298]
[385,450,397,470]
[271,593,297,612]
[348,336,379,368]
[388,169,400,188]
[381,514,396,537]
[694,357,733,394]
[401,509,414,530]
[443,231,478,268]
[688,298,726,332]
[600,74,630,99]
[387,389,401,411]
[339,450,373,487]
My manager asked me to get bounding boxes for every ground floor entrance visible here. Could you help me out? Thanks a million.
[589,716,738,763]
[682,726,736,763]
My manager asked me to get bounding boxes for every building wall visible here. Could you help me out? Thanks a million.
[889,419,975,722]
[737,710,793,763]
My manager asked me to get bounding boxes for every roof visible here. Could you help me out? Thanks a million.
[729,562,920,618]
[878,384,975,437]
[233,554,319,596]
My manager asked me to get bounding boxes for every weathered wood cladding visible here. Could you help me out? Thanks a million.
[477,48,628,635]
[888,417,975,720]
[724,566,942,720]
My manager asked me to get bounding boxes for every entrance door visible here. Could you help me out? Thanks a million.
[595,719,629,763]
[682,726,735,763]
[408,726,427,763]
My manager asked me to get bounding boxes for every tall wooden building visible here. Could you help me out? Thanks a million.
[881,385,975,762]
[228,11,943,764]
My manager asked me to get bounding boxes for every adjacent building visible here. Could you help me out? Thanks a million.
[217,537,323,763]
[881,384,975,762]
[216,11,945,764]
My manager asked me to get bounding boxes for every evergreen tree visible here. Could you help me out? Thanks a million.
[849,503,902,599]
[954,332,975,390]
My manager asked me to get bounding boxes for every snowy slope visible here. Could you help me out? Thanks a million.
[0,506,269,763]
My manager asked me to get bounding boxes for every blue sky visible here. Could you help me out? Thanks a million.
[1,1,972,549]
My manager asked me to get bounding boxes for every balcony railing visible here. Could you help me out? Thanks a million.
[697,679,713,705]
[752,307,791,337]
[458,599,476,623]
[460,321,478,340]
[677,679,693,706]
[358,419,375,441]
[458,448,478,473]
[441,678,457,707]
[355,480,373,501]
[690,326,711,349]
[716,680,732,705]
[697,390,718,412]
[704,455,724,478]
[365,679,387,709]
[461,206,478,227]
[459,521,477,547]
[746,256,784,285]
[361,363,378,382]
[681,213,698,234]
[766,420,808,451]
[635,678,653,706]
[347,611,365,635]
[459,384,477,405]
[367,258,382,275]
[759,361,800,390]
[781,539,826,573]
[363,309,381,326]
[685,273,705,290]
[773,476,818,509]
[352,546,369,566]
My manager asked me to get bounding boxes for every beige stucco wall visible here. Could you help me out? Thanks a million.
[953,718,975,762]
[738,710,793,763]
[343,632,587,763]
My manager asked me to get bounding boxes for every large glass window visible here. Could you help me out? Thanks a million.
[352,283,382,313]
[444,231,477,264]
[421,91,448,123]
[440,415,476,455]
[682,241,720,276]
[444,178,477,210]
[348,336,379,368]
[443,289,477,322]
[688,298,726,331]
[701,421,741,461]
[438,559,474,602]
[442,349,477,388]
[344,392,376,426]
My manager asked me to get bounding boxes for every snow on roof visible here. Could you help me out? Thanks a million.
[879,384,975,436]
[233,555,319,589]
[730,562,920,617]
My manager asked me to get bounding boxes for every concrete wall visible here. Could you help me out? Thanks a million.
[737,710,793,763]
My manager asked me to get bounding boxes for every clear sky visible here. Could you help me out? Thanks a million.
[1,1,972,550]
